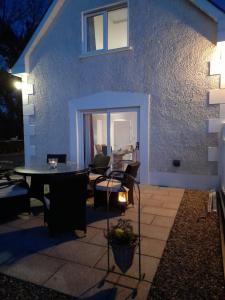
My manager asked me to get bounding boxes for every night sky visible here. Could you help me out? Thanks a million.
[209,0,225,12]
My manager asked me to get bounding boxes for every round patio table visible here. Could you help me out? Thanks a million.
[14,163,88,176]
[14,163,88,200]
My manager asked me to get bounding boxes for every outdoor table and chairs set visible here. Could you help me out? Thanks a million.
[0,154,140,236]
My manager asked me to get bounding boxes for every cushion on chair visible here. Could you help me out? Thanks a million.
[96,179,121,192]
[89,172,101,182]
[0,180,28,198]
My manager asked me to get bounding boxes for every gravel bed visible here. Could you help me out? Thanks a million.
[0,273,75,300]
[149,189,225,300]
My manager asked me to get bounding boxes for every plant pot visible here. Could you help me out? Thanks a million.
[110,242,137,273]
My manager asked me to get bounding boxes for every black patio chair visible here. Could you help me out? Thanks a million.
[93,161,140,210]
[89,154,110,175]
[0,172,30,221]
[43,171,89,235]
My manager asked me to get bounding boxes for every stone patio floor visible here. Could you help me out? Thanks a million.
[0,185,184,299]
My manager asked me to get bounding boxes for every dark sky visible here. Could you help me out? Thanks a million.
[209,0,225,12]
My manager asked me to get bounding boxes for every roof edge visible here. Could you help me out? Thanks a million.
[12,0,65,74]
[189,0,225,22]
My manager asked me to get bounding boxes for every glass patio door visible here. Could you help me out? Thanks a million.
[83,109,139,168]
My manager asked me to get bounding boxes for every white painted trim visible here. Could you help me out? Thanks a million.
[208,146,218,161]
[210,60,222,75]
[79,46,133,59]
[69,91,150,183]
[23,104,35,116]
[220,104,225,117]
[23,116,30,165]
[81,1,129,55]
[209,89,225,104]
[82,1,128,15]
[150,171,219,189]
[208,118,225,133]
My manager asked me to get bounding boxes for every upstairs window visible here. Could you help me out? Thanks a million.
[83,3,128,53]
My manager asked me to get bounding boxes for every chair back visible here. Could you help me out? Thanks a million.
[49,172,88,199]
[93,154,110,168]
[125,161,140,179]
[47,154,67,163]
[46,172,88,232]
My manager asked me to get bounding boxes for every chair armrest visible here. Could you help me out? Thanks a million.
[108,170,125,179]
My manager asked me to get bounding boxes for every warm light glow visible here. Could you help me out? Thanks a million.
[118,191,128,203]
[14,81,23,90]
[14,81,33,94]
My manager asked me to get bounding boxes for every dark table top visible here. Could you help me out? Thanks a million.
[14,163,88,176]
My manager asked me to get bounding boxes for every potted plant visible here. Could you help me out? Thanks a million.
[105,218,138,273]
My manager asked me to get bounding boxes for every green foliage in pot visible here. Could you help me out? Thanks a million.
[106,218,138,246]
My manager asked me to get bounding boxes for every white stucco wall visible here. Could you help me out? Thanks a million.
[27,0,220,185]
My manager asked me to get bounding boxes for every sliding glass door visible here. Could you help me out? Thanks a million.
[83,108,139,168]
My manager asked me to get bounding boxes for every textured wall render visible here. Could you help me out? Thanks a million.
[28,0,219,176]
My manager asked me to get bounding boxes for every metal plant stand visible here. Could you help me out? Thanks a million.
[96,173,145,297]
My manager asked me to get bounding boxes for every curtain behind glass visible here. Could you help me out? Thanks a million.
[87,14,103,51]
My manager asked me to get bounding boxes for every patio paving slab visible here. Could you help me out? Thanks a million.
[19,216,44,229]
[44,262,107,297]
[95,251,160,282]
[41,240,106,267]
[141,198,165,208]
[140,237,166,258]
[140,224,171,241]
[142,206,177,217]
[75,226,101,243]
[123,210,155,224]
[0,224,21,234]
[151,215,175,228]
[2,216,30,229]
[0,253,65,285]
[117,276,151,299]
[88,228,107,247]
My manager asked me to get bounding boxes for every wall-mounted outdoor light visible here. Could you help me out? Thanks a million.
[14,81,33,95]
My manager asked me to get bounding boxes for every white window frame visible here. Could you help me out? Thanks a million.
[82,1,129,55]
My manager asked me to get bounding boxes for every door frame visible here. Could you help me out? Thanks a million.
[69,91,150,184]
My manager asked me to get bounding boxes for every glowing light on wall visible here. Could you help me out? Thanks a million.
[14,80,33,95]
[210,41,225,88]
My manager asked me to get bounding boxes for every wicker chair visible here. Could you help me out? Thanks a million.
[43,172,89,235]
[89,154,110,175]
[93,161,140,210]
[0,173,30,221]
